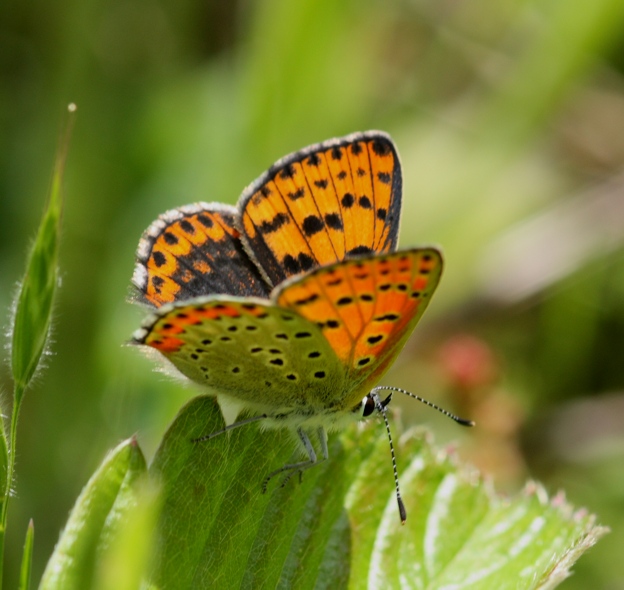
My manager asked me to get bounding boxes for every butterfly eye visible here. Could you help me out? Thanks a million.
[360,394,377,417]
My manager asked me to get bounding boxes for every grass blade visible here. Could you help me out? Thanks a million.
[18,520,34,590]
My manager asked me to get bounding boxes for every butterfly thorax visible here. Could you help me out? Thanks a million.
[214,388,368,433]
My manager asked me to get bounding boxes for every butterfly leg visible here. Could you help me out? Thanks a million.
[317,426,329,461]
[294,427,328,485]
[191,414,268,443]
[262,427,328,493]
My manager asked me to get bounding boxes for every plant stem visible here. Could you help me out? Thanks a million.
[3,387,21,523]
[0,385,24,590]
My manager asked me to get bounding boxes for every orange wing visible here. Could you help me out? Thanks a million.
[239,131,402,287]
[133,203,270,307]
[274,248,442,405]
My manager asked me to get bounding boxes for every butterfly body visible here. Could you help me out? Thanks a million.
[131,131,444,497]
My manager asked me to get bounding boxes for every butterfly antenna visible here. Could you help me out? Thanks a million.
[372,392,407,524]
[372,386,475,427]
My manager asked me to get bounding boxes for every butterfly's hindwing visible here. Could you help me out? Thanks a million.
[133,297,346,412]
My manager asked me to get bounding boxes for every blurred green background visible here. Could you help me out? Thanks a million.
[2,0,624,587]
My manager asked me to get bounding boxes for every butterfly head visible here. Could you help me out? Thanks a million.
[356,391,392,419]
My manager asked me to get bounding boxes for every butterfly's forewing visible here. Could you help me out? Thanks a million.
[133,203,270,307]
[239,131,402,287]
[274,249,443,408]
[132,297,345,409]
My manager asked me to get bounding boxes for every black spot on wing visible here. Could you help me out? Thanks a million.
[324,213,343,230]
[283,252,315,275]
[374,313,400,322]
[279,164,296,179]
[347,245,373,256]
[341,193,355,208]
[197,214,213,228]
[259,212,290,234]
[350,142,363,155]
[163,232,178,245]
[288,187,305,201]
[180,219,195,234]
[371,137,392,156]
[302,215,324,236]
[294,293,319,306]
[152,251,166,267]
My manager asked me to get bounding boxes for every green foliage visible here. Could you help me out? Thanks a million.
[145,398,605,589]
[0,111,72,588]
[477,0,624,147]
[93,482,160,590]
[15,393,608,588]
[40,438,147,590]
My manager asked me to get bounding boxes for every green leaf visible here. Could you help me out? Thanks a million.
[148,397,607,589]
[94,482,160,590]
[346,434,608,589]
[149,396,358,589]
[18,519,34,590]
[40,437,147,590]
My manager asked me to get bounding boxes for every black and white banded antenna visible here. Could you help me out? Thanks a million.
[371,385,474,524]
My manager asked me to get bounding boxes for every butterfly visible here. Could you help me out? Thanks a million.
[131,131,472,522]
